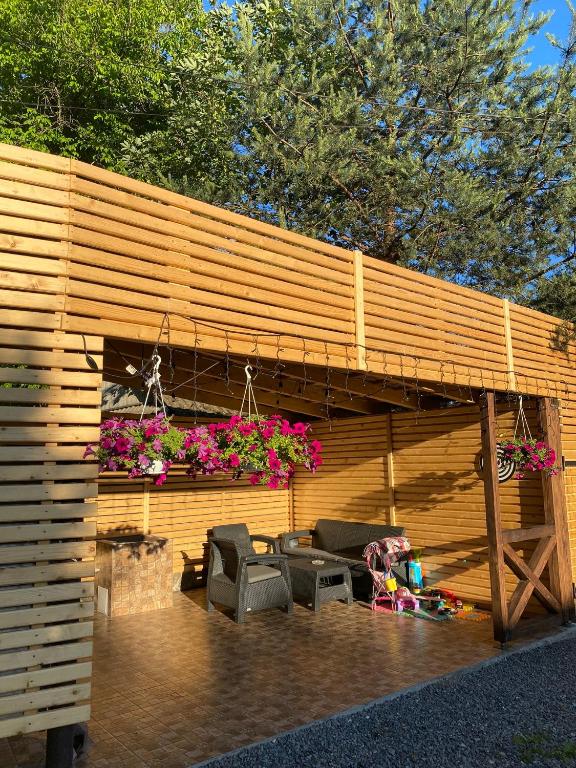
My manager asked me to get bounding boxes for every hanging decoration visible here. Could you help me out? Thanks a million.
[480,445,517,484]
[84,413,186,486]
[86,362,323,488]
[498,396,558,479]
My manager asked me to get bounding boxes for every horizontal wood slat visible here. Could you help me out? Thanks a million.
[0,705,92,740]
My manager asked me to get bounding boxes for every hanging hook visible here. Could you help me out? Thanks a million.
[239,364,259,421]
[140,354,167,421]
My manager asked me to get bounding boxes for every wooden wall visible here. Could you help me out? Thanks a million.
[561,400,576,571]
[1,142,576,401]
[2,142,576,739]
[292,415,392,530]
[363,257,510,391]
[293,406,551,604]
[392,406,545,604]
[97,474,290,589]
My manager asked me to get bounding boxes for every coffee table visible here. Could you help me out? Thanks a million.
[288,559,353,612]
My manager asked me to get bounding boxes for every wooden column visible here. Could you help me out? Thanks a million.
[353,250,367,371]
[539,397,575,623]
[480,392,510,644]
[502,299,517,392]
[385,414,396,526]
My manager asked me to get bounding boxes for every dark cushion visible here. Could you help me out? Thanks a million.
[212,524,254,556]
[313,520,405,553]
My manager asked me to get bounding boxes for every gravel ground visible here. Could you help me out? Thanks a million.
[194,628,576,768]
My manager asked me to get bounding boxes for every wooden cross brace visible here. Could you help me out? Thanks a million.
[503,535,560,629]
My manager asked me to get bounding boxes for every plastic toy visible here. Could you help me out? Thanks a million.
[394,586,419,612]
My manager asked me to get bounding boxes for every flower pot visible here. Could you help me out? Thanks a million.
[142,459,164,475]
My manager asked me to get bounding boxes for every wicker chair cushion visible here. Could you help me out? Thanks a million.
[246,565,282,583]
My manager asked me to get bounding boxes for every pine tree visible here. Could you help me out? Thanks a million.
[193,0,576,299]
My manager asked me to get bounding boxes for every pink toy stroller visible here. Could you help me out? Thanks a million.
[363,537,417,613]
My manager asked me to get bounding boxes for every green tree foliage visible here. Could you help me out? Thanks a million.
[1,0,575,315]
[121,7,242,200]
[0,0,202,169]
[192,0,574,299]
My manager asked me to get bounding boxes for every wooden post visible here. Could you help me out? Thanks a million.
[45,724,74,768]
[539,397,575,623]
[288,478,295,532]
[142,480,150,535]
[385,414,396,526]
[353,250,367,371]
[502,299,517,392]
[480,392,510,644]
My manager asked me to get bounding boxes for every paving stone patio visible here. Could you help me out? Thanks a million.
[1,591,563,768]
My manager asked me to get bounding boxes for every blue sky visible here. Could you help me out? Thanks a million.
[527,1,573,66]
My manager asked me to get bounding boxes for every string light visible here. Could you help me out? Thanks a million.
[103,308,576,416]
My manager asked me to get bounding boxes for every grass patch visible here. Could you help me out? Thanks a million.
[513,732,576,764]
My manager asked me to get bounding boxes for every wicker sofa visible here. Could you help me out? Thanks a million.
[280,519,407,596]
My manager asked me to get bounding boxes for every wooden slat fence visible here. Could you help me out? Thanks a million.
[363,256,510,392]
[0,321,101,737]
[97,474,290,589]
[1,141,575,400]
[391,406,546,604]
[293,408,551,604]
[292,415,392,529]
[1,142,576,738]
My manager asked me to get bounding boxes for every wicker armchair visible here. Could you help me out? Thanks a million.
[207,524,293,624]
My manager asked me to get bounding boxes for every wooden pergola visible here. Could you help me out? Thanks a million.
[1,143,575,753]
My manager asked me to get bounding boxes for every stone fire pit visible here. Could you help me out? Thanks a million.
[95,534,173,617]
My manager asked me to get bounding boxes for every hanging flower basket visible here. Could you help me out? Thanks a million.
[84,414,186,486]
[85,414,322,488]
[206,414,323,489]
[498,437,558,479]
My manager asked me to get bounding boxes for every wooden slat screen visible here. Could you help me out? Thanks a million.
[1,141,576,401]
[97,474,290,589]
[363,256,510,391]
[1,138,576,739]
[0,322,101,737]
[292,415,392,530]
[63,160,356,368]
[509,304,576,401]
[391,406,545,603]
[292,408,554,604]
[0,145,101,738]
[566,469,576,584]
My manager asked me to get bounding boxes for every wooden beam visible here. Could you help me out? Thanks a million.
[245,359,420,409]
[539,397,575,623]
[416,383,475,404]
[104,365,310,418]
[480,391,510,644]
[169,354,385,415]
[502,524,555,544]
